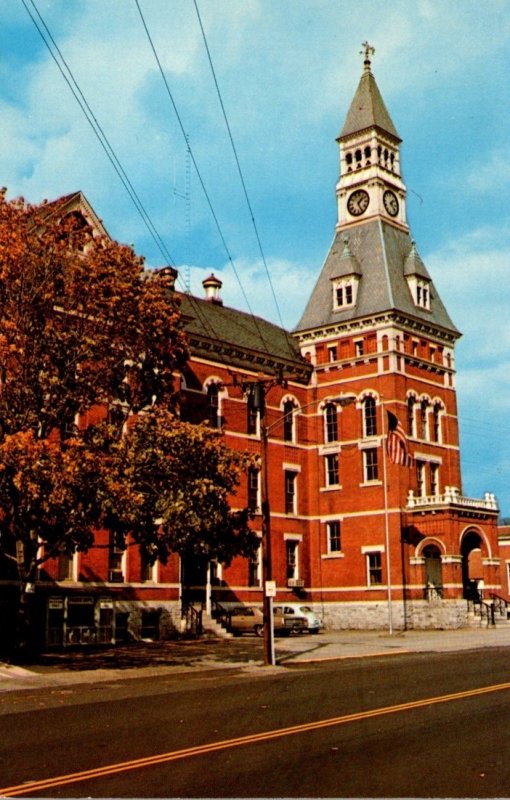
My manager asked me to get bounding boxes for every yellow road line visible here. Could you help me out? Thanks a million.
[2,680,510,796]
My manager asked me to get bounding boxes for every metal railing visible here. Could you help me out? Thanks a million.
[181,600,203,636]
[211,598,231,631]
[489,593,510,620]
[467,596,495,627]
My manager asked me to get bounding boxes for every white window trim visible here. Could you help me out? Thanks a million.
[407,275,431,310]
[332,276,359,310]
[361,446,380,485]
[364,549,385,588]
[326,520,342,555]
[285,538,300,580]
[324,452,340,488]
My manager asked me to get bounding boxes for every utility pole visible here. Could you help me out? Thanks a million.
[246,378,276,666]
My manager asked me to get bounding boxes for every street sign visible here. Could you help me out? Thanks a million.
[265,580,276,597]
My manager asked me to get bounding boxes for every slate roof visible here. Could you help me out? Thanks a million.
[295,220,459,337]
[339,66,400,141]
[177,292,311,380]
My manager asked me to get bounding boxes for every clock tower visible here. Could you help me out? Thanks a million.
[294,45,500,631]
[337,43,407,231]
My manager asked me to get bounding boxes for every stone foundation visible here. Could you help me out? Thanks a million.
[317,599,469,631]
[114,600,182,641]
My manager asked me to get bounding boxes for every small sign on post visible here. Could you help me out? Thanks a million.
[265,580,276,597]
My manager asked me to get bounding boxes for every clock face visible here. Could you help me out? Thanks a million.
[383,190,399,217]
[347,189,370,217]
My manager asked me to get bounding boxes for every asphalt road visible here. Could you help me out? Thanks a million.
[2,646,510,797]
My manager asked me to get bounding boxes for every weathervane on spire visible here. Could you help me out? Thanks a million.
[360,41,375,70]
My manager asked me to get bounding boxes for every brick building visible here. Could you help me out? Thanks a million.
[2,51,505,648]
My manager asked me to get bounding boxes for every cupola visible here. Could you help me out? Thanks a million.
[202,273,223,305]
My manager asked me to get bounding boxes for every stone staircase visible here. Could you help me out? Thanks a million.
[466,596,510,628]
[201,608,233,639]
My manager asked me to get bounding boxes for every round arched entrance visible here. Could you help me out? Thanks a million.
[422,544,443,600]
[461,530,484,600]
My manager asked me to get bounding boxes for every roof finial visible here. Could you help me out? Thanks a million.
[360,41,375,71]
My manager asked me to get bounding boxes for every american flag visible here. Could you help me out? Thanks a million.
[386,411,413,466]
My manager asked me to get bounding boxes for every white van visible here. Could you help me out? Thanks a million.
[273,603,322,634]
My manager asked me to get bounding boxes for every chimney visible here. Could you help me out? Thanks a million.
[155,266,178,289]
[202,273,223,305]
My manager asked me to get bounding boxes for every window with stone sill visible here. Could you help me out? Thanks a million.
[363,447,379,483]
[327,521,342,553]
[284,470,298,515]
[325,453,339,487]
[286,540,299,580]
[367,551,383,585]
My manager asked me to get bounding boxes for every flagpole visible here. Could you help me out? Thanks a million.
[381,400,393,635]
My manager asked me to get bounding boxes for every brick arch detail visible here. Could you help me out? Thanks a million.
[415,537,447,558]
[203,376,229,398]
[459,525,492,559]
[357,389,380,407]
[280,393,300,411]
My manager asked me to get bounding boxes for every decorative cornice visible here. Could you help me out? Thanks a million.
[293,310,459,347]
[187,334,312,383]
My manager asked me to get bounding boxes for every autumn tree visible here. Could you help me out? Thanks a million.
[0,191,254,653]
[95,408,255,566]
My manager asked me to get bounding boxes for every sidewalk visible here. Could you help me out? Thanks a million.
[1,626,509,692]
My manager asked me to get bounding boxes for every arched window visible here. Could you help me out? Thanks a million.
[363,396,377,437]
[283,400,296,442]
[207,384,220,428]
[324,403,338,443]
[423,544,443,600]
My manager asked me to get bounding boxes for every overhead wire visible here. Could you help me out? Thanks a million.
[20,0,275,382]
[192,0,291,351]
[134,0,277,361]
[21,0,177,269]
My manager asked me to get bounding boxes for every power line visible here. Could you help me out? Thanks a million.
[192,0,290,345]
[20,0,272,381]
[134,0,276,360]
[21,0,178,269]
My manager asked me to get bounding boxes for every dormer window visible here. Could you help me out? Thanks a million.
[332,277,358,310]
[407,276,431,310]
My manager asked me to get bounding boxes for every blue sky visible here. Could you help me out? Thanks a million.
[1,0,509,515]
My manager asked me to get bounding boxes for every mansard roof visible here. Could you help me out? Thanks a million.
[295,220,459,337]
[177,292,311,381]
[339,66,400,142]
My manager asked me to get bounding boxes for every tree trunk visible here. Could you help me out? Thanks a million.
[12,538,38,661]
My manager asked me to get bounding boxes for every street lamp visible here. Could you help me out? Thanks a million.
[257,391,357,666]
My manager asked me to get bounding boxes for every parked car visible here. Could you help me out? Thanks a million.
[273,603,322,633]
[228,605,305,636]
